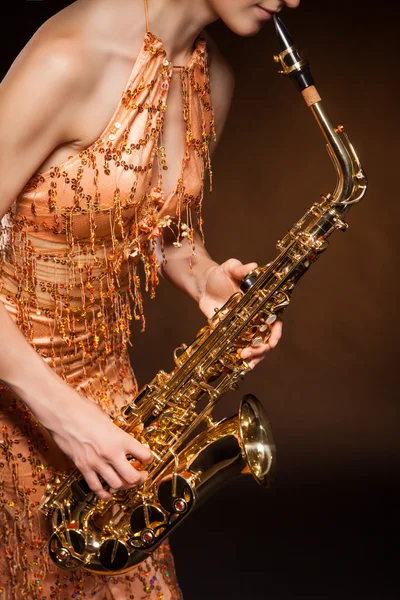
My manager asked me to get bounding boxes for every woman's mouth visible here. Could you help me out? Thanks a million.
[256,5,274,21]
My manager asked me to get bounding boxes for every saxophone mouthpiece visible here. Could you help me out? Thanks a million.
[273,14,315,93]
[273,14,294,52]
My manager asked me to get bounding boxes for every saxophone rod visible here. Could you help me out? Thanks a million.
[273,15,355,205]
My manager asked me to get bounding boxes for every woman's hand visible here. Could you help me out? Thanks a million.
[198,258,283,368]
[23,374,153,500]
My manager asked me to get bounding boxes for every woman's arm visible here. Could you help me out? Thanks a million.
[157,35,282,365]
[0,31,152,497]
[158,230,282,366]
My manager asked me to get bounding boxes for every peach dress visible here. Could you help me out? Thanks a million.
[0,19,215,600]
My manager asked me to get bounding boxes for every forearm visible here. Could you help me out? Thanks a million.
[156,229,218,303]
[0,300,65,414]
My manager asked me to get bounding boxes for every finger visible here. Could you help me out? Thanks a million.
[268,320,283,348]
[249,356,265,370]
[110,471,149,493]
[241,343,271,360]
[242,319,283,358]
[222,259,258,282]
[80,468,111,500]
[97,463,125,491]
[113,456,149,486]
[125,436,153,464]
[120,471,148,491]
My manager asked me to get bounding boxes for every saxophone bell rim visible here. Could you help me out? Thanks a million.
[239,394,276,487]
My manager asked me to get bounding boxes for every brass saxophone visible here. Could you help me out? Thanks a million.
[40,16,367,574]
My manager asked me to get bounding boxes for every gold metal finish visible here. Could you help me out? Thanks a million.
[273,45,308,75]
[40,29,367,575]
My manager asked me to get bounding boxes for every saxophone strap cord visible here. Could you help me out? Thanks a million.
[143,0,190,70]
[144,0,149,33]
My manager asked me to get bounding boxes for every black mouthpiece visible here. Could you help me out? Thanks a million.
[273,14,315,93]
[274,14,294,52]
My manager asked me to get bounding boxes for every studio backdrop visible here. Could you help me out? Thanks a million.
[1,1,398,599]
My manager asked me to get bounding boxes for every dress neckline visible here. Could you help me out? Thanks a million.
[143,31,207,204]
[33,30,206,181]
[144,30,205,70]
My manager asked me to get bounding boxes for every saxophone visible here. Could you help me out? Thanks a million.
[40,15,367,574]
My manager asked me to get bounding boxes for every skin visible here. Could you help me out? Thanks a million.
[0,0,299,499]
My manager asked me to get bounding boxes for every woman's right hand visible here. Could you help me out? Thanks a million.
[22,374,153,500]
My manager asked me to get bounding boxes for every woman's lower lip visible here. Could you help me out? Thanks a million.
[256,5,273,20]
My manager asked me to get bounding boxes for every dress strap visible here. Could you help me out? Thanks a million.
[144,0,150,33]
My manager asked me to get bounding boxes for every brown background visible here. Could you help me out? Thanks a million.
[2,1,399,598]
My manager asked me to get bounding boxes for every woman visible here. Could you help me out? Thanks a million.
[0,0,299,598]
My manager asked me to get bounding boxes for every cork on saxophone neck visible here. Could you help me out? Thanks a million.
[302,85,322,107]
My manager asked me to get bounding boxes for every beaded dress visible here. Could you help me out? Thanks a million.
[0,13,215,599]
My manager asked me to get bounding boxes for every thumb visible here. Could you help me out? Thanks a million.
[223,259,258,282]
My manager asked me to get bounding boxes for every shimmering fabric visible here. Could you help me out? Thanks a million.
[0,27,215,599]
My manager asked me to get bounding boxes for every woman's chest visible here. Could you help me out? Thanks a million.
[35,65,188,205]
[13,35,215,242]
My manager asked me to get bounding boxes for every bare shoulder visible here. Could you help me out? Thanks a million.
[2,12,97,106]
[0,7,103,208]
[203,30,235,139]
[0,21,97,154]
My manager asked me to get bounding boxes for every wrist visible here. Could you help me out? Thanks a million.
[5,356,71,427]
[159,233,219,304]
[194,260,219,305]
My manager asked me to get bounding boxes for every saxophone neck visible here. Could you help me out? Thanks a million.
[273,15,367,209]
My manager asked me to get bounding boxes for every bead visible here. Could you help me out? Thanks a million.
[109,134,116,141]
[114,121,121,128]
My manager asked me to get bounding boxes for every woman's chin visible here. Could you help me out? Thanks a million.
[228,22,264,37]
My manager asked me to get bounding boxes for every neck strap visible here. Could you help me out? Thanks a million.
[144,0,149,33]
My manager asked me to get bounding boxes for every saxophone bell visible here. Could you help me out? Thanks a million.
[239,394,276,487]
[168,394,276,514]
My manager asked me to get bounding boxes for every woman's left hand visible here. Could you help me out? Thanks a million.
[198,258,283,369]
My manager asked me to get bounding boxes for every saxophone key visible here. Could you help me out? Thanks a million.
[333,216,349,231]
[173,498,188,513]
[173,344,188,365]
[265,313,277,326]
[98,538,130,571]
[158,473,194,515]
[130,504,166,544]
[141,528,156,544]
[204,414,217,428]
[55,547,71,564]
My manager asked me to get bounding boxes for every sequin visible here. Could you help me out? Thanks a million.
[0,27,213,600]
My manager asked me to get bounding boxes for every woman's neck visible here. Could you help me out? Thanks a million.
[79,0,218,64]
[144,0,218,60]
[84,0,218,65]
